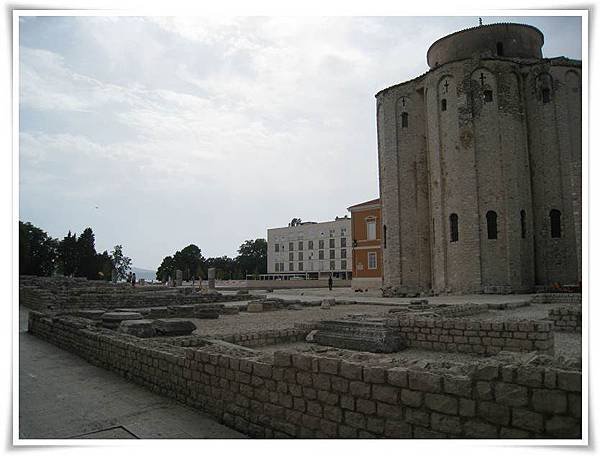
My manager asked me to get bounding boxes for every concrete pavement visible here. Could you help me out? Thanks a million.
[18,307,245,440]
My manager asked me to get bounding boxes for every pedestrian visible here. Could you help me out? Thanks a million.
[131,272,136,287]
[328,273,333,291]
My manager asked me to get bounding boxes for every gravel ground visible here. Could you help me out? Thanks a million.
[190,304,392,338]
[189,301,582,361]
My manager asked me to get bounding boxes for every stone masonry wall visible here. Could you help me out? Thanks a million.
[547,307,582,333]
[28,312,581,439]
[391,317,554,355]
[530,293,582,304]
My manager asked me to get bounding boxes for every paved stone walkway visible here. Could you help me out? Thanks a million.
[18,307,245,439]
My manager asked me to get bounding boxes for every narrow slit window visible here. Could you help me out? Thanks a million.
[486,211,498,239]
[441,99,447,111]
[401,112,409,128]
[449,213,459,242]
[484,90,493,103]
[383,225,387,249]
[496,42,504,56]
[550,209,562,238]
[520,210,526,239]
[542,88,551,103]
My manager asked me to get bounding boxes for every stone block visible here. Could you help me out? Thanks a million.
[152,319,196,336]
[459,398,476,417]
[557,371,582,392]
[531,389,568,414]
[372,385,399,404]
[443,375,472,397]
[477,401,510,425]
[424,393,458,415]
[511,408,544,433]
[101,311,143,329]
[384,419,412,438]
[400,389,423,407]
[494,382,528,407]
[349,381,371,398]
[544,415,581,438]
[340,361,363,380]
[463,419,498,438]
[363,366,386,383]
[404,408,429,426]
[247,302,264,313]
[273,351,292,367]
[387,367,408,387]
[474,381,493,400]
[408,370,442,392]
[344,411,366,428]
[318,357,339,375]
[117,319,156,338]
[430,412,462,435]
[356,398,376,415]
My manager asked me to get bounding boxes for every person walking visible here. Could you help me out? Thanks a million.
[131,272,136,287]
[328,273,333,291]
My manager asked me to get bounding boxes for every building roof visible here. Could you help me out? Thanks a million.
[347,198,381,211]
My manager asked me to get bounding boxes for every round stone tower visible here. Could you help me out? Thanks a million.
[376,23,581,295]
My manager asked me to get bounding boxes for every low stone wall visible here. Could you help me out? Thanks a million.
[20,275,251,312]
[244,279,351,290]
[548,307,582,333]
[531,294,582,305]
[391,317,554,355]
[28,312,581,439]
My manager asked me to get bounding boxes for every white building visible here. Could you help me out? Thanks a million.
[267,217,352,279]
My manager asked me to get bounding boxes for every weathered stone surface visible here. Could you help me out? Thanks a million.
[314,320,404,353]
[247,302,264,313]
[101,311,143,329]
[117,319,156,338]
[152,318,197,336]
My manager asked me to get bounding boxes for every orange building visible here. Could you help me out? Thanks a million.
[347,198,383,290]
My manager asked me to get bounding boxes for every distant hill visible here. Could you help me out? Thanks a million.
[131,267,156,282]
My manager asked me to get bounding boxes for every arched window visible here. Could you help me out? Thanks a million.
[550,209,562,238]
[401,112,408,128]
[520,210,526,239]
[449,213,459,242]
[441,99,447,111]
[486,211,498,239]
[496,42,504,56]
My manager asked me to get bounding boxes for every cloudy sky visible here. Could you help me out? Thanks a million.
[18,15,582,270]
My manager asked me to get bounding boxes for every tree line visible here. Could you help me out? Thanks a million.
[156,238,267,282]
[19,221,131,281]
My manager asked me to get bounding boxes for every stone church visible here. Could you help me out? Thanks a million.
[376,23,582,295]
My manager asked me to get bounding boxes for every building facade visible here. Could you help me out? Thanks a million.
[267,218,352,279]
[377,23,582,295]
[348,198,383,290]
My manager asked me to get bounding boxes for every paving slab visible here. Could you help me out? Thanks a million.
[18,307,245,440]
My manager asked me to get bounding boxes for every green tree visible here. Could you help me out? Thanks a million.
[19,221,58,276]
[57,231,78,276]
[76,227,98,279]
[205,256,237,280]
[173,244,205,280]
[156,255,175,282]
[110,245,132,281]
[96,250,113,281]
[235,238,267,277]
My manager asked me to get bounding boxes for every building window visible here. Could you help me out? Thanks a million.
[484,90,493,103]
[542,88,551,103]
[341,260,347,270]
[366,219,376,240]
[330,249,335,259]
[401,112,409,128]
[368,252,377,270]
[298,241,303,250]
[486,211,498,240]
[329,229,335,237]
[550,209,562,238]
[298,252,303,261]
[449,213,459,242]
[441,99,447,111]
[341,228,347,236]
[298,262,303,271]
[319,250,324,260]
[318,239,324,249]
[275,263,279,272]
[520,210,526,239]
[383,225,387,248]
[341,237,346,247]
[329,238,335,248]
[289,252,294,261]
[280,262,284,271]
[341,249,346,259]
[274,243,279,252]
[308,240,314,250]
[289,263,294,272]
[289,242,294,251]
[496,42,504,56]
[330,260,336,270]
